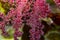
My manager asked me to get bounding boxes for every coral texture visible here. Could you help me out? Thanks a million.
[0,0,51,40]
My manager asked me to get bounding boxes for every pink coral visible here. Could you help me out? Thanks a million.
[53,0,60,8]
[0,0,51,40]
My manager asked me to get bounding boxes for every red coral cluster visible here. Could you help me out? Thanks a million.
[0,0,51,40]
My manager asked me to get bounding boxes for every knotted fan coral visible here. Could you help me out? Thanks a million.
[0,0,51,40]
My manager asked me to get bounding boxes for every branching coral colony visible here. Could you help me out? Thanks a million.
[0,0,53,40]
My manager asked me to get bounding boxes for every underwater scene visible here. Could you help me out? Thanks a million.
[0,0,60,40]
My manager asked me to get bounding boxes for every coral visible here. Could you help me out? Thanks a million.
[0,0,51,40]
[53,0,60,8]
